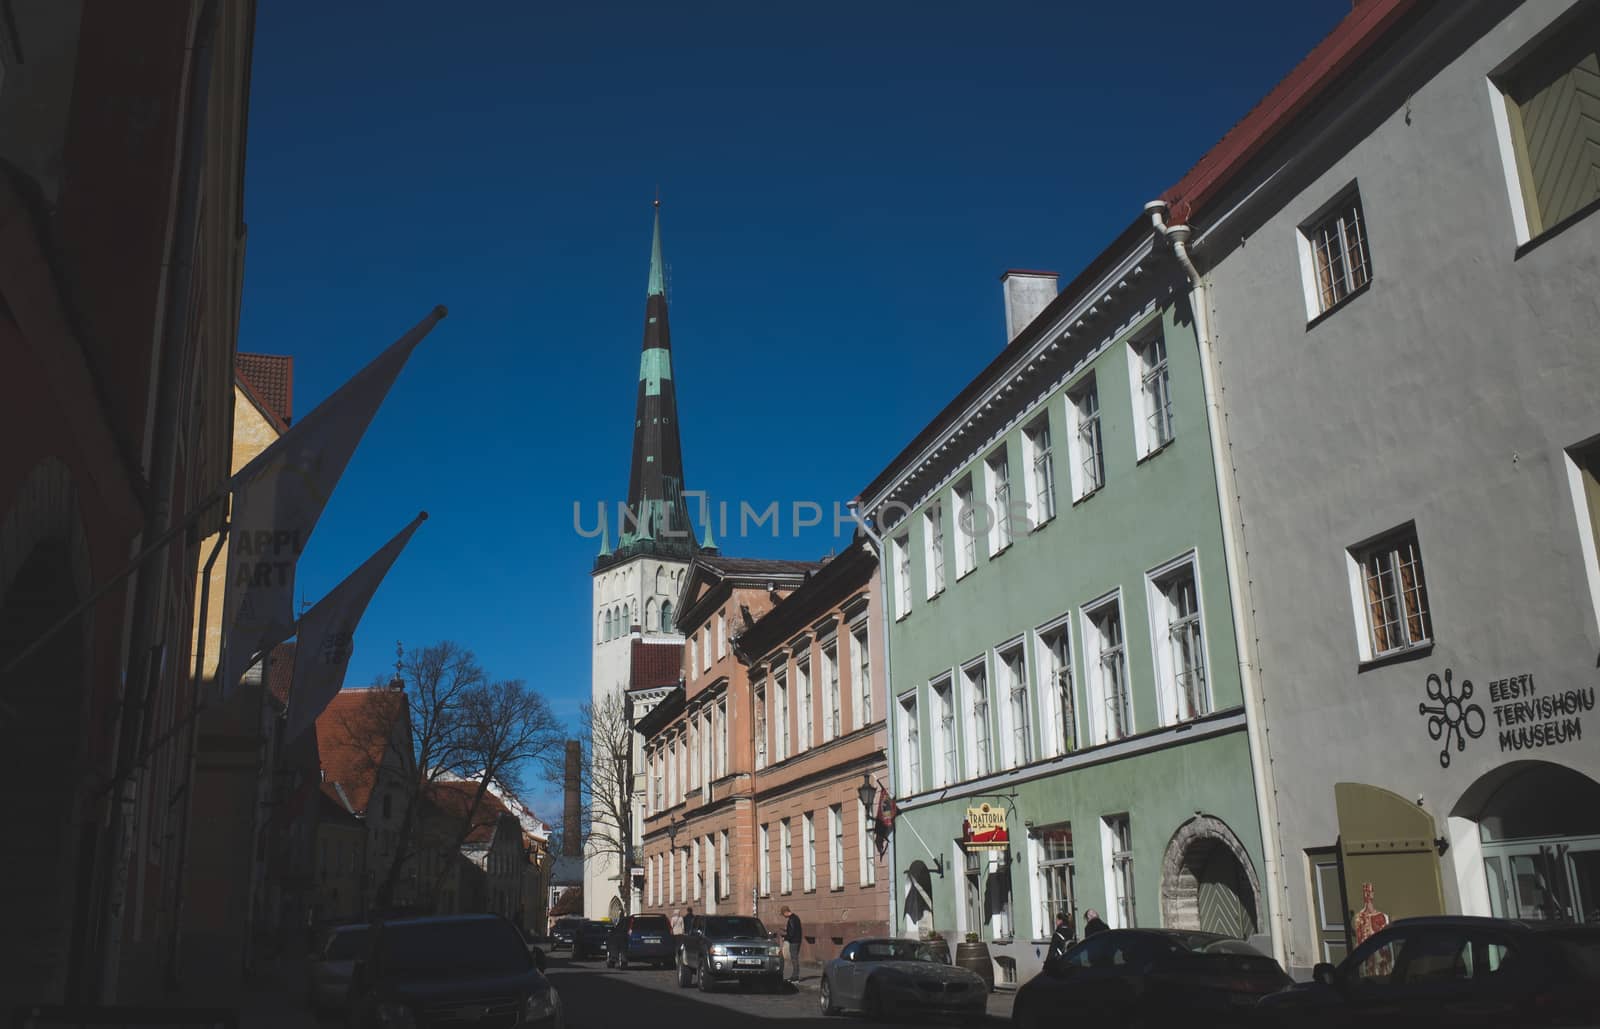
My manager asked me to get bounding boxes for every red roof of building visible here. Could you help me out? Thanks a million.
[424,780,515,845]
[235,352,294,426]
[630,639,683,690]
[1162,0,1418,224]
[266,641,295,707]
[314,687,409,815]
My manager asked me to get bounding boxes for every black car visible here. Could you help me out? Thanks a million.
[1258,916,1600,1028]
[346,913,563,1029]
[1012,929,1291,1029]
[549,917,584,950]
[607,913,675,969]
[572,918,613,961]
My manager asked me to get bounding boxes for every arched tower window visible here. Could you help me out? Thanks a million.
[661,600,674,633]
[646,598,659,632]
[656,567,667,594]
[598,611,606,643]
[604,610,613,641]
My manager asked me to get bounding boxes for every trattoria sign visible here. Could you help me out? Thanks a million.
[962,804,1009,850]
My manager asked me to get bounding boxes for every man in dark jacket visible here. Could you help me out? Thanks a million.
[1082,908,1110,937]
[781,905,802,982]
[1048,910,1077,959]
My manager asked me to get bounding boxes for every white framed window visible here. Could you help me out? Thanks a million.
[1347,525,1433,661]
[754,684,768,769]
[780,818,793,894]
[1023,415,1056,528]
[717,611,727,658]
[689,636,699,676]
[1066,378,1105,500]
[796,657,812,753]
[961,658,991,779]
[999,643,1031,769]
[678,847,687,903]
[1101,814,1135,929]
[1129,331,1174,457]
[692,838,702,900]
[700,711,712,797]
[823,643,841,741]
[719,829,729,899]
[986,447,1013,555]
[702,628,713,672]
[775,670,790,762]
[689,718,700,789]
[716,698,728,778]
[925,501,947,597]
[667,737,678,803]
[1567,440,1600,629]
[953,478,979,578]
[1035,620,1077,756]
[1148,555,1209,724]
[704,835,715,910]
[1031,825,1075,942]
[857,796,877,886]
[1297,188,1372,319]
[892,533,912,619]
[932,677,957,787]
[1082,594,1131,743]
[759,823,772,896]
[669,847,676,902]
[829,804,845,889]
[898,691,922,794]
[803,812,817,892]
[850,623,872,729]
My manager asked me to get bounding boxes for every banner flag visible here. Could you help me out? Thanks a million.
[218,306,446,696]
[284,512,427,742]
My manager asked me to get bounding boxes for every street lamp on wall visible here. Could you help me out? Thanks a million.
[666,817,679,849]
[857,773,876,813]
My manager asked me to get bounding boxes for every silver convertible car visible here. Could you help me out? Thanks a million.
[819,938,987,1022]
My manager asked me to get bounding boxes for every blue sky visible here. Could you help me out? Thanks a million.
[239,1,1346,816]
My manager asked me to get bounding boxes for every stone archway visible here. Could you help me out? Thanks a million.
[1160,815,1261,939]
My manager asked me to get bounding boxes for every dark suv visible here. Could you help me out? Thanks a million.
[346,914,563,1029]
[572,918,612,961]
[607,914,674,969]
[675,915,783,993]
[550,917,584,950]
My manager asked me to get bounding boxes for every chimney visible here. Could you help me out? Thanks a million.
[563,739,582,857]
[1000,270,1059,342]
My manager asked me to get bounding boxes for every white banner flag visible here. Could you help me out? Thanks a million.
[218,306,446,696]
[285,512,427,743]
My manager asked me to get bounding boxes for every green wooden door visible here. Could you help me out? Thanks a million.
[1335,782,1446,946]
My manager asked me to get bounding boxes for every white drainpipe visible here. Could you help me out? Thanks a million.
[1145,200,1288,969]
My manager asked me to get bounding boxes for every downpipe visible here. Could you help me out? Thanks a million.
[1145,199,1288,969]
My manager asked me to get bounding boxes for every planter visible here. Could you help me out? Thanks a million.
[954,940,995,992]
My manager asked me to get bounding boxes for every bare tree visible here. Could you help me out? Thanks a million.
[576,691,634,916]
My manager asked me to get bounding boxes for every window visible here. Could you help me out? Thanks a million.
[987,447,1013,554]
[932,677,957,787]
[963,849,984,935]
[796,658,812,753]
[925,501,947,597]
[700,709,712,796]
[759,824,771,896]
[717,612,726,658]
[667,737,678,802]
[1350,526,1433,660]
[829,804,845,889]
[661,600,673,632]
[1300,190,1371,318]
[1024,416,1056,527]
[823,643,841,741]
[1067,379,1105,499]
[1103,814,1135,928]
[780,819,793,894]
[754,684,767,769]
[719,829,729,898]
[1000,645,1031,769]
[1308,849,1348,964]
[692,839,702,900]
[689,636,698,676]
[716,698,728,778]
[1150,558,1208,723]
[803,813,817,892]
[857,797,877,886]
[851,624,872,729]
[898,692,922,794]
[679,847,688,904]
[1133,332,1174,456]
[1036,623,1077,756]
[775,671,790,762]
[892,534,912,619]
[953,478,978,577]
[702,628,712,672]
[1570,441,1600,625]
[1496,8,1600,240]
[962,659,991,779]
[689,718,700,789]
[1084,596,1131,743]
[1033,826,1075,942]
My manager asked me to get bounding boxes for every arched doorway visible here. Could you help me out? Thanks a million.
[1160,815,1260,938]
[903,859,935,936]
[1453,762,1600,924]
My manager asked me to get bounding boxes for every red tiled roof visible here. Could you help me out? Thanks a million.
[236,352,294,425]
[424,780,515,845]
[630,639,683,690]
[314,688,409,815]
[1162,0,1418,224]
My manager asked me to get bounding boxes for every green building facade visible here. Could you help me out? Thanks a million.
[857,225,1268,982]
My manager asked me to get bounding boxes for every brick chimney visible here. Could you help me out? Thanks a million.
[1000,270,1058,342]
[563,739,582,858]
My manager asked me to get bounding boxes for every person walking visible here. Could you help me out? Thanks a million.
[1048,910,1077,959]
[781,905,803,982]
[1082,909,1110,937]
[670,909,685,937]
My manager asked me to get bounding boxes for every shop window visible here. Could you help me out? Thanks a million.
[1032,825,1075,942]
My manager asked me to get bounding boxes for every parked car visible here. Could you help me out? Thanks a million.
[675,914,783,992]
[517,925,549,971]
[1012,929,1291,1029]
[1257,916,1600,1028]
[819,937,987,1021]
[572,918,612,960]
[346,914,563,1029]
[306,922,369,1013]
[607,913,675,969]
[550,917,585,950]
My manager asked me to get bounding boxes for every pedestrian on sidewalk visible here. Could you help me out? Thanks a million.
[1082,909,1110,937]
[1048,910,1077,960]
[782,905,803,982]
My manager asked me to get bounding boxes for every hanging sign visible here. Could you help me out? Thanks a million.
[963,804,1009,850]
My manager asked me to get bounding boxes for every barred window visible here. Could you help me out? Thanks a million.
[1356,528,1433,658]
[1306,193,1371,315]
[1138,334,1174,452]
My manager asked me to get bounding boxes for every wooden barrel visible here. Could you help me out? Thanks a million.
[954,941,994,992]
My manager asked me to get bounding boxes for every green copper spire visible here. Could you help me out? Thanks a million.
[647,198,665,297]
[597,520,611,557]
[699,516,717,552]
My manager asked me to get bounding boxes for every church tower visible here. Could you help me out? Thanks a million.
[586,201,703,919]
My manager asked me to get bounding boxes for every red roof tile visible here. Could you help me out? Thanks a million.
[1162,0,1417,224]
[236,352,294,425]
[424,780,515,845]
[314,688,409,815]
[630,639,683,690]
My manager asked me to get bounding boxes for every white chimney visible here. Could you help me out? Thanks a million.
[1000,270,1059,343]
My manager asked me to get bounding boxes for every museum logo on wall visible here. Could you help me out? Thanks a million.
[1420,666,1593,767]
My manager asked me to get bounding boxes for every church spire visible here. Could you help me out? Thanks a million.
[647,196,665,298]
